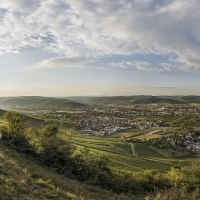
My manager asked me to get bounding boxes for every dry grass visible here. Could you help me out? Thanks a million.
[0,142,130,200]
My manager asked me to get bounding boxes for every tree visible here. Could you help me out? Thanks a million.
[2,112,34,154]
[40,124,58,139]
[3,111,28,136]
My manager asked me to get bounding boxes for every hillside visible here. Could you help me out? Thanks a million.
[66,95,200,105]
[65,96,180,105]
[0,96,87,111]
[0,142,130,200]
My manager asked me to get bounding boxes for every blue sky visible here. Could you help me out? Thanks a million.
[0,0,200,96]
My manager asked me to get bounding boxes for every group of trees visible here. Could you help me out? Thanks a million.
[0,111,199,199]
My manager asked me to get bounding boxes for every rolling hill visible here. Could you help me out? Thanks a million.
[1,96,200,110]
[0,96,87,111]
[65,95,200,105]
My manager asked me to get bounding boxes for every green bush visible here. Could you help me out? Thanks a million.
[1,112,35,155]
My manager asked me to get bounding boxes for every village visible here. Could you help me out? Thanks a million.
[183,132,200,155]
[147,131,200,156]
[67,107,160,136]
[27,104,200,137]
[77,116,159,136]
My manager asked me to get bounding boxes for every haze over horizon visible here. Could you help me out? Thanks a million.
[0,0,200,96]
[0,87,200,97]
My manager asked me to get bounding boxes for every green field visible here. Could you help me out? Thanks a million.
[110,129,150,138]
[61,131,197,173]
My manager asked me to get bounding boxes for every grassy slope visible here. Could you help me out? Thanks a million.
[0,142,130,200]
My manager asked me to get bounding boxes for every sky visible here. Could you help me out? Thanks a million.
[0,0,200,96]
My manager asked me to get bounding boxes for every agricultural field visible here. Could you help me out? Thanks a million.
[110,129,151,138]
[60,130,197,173]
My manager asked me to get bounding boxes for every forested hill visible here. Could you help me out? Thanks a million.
[66,95,200,105]
[0,96,87,110]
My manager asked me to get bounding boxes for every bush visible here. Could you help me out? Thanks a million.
[40,134,114,189]
[1,112,35,155]
[40,136,76,176]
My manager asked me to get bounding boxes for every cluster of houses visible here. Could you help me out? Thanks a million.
[125,105,200,116]
[183,132,200,155]
[26,105,200,140]
[68,104,200,119]
[153,106,200,116]
[70,110,160,136]
[80,126,128,136]
[148,131,200,156]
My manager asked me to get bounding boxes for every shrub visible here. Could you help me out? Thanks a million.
[1,112,35,155]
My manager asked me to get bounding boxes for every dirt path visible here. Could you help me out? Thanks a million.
[131,143,137,157]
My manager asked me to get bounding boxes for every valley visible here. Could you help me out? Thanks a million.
[0,96,199,199]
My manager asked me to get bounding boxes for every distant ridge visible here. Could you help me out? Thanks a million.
[0,96,86,111]
[1,96,200,110]
[65,95,200,105]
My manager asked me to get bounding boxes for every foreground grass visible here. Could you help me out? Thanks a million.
[0,142,130,200]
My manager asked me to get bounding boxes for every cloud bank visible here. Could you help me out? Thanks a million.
[0,0,200,71]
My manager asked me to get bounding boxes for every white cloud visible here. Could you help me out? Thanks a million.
[36,57,88,68]
[0,0,200,70]
[108,60,181,72]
